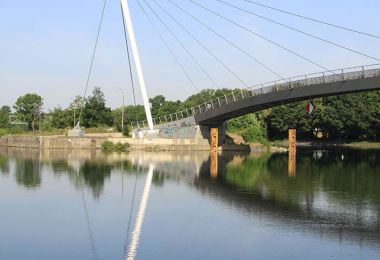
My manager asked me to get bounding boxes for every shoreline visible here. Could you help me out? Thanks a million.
[0,134,379,151]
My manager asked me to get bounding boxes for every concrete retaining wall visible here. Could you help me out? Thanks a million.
[0,135,211,151]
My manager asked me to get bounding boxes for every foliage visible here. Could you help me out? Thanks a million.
[123,125,131,137]
[13,93,43,131]
[0,106,11,128]
[82,87,113,128]
[49,107,73,129]
[101,141,115,151]
[241,125,269,146]
[0,129,7,137]
[69,95,85,125]
[228,114,269,145]
[265,91,380,140]
[101,141,130,152]
[2,87,379,141]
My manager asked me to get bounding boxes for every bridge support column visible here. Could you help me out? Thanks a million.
[199,122,227,146]
[210,128,218,179]
[288,129,296,177]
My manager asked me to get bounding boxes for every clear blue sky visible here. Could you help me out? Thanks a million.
[1,0,379,110]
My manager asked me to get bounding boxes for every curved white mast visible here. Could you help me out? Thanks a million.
[120,0,154,131]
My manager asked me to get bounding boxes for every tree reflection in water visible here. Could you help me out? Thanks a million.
[0,154,9,175]
[1,148,379,249]
[15,159,41,189]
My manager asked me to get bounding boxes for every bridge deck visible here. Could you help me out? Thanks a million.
[131,64,380,128]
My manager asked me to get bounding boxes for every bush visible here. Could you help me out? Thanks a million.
[122,126,131,137]
[0,129,7,137]
[241,125,269,146]
[101,141,115,151]
[7,126,28,135]
[101,141,130,152]
[114,142,129,152]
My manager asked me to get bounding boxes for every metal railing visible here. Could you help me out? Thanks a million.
[131,64,380,129]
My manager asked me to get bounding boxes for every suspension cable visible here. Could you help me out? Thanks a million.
[243,0,380,40]
[187,0,334,73]
[77,0,107,126]
[136,0,210,103]
[215,0,380,62]
[166,0,283,80]
[146,0,249,88]
[120,2,141,124]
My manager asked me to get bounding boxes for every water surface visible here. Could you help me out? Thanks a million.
[0,148,379,259]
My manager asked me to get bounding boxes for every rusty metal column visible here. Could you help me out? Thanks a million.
[288,129,296,177]
[210,128,219,179]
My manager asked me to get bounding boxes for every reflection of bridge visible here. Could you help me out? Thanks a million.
[1,148,380,255]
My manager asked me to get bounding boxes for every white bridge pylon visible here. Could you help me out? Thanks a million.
[120,0,154,131]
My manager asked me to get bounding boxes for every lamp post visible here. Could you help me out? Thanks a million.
[117,88,125,132]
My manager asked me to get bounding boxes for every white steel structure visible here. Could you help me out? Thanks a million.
[120,0,154,131]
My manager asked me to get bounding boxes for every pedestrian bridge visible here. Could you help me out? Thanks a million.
[131,64,380,129]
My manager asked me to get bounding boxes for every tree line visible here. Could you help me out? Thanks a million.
[0,87,379,141]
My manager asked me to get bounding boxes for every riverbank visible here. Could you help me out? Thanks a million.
[274,139,380,149]
[0,134,252,151]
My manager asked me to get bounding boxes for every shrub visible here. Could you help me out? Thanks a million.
[241,125,269,146]
[0,129,7,137]
[101,141,115,151]
[122,126,131,137]
[101,141,130,152]
[114,142,130,152]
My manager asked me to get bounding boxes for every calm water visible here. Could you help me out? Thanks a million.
[0,148,379,260]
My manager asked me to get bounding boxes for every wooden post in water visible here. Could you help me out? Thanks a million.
[288,129,297,177]
[210,128,219,179]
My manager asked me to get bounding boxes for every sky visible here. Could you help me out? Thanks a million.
[0,0,379,110]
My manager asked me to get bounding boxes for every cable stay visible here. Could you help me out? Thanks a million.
[145,0,249,88]
[166,0,284,80]
[242,0,380,40]
[77,0,108,127]
[186,0,335,74]
[136,0,212,104]
[214,0,380,62]
[120,2,140,124]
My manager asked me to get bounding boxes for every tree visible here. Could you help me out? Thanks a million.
[266,101,314,139]
[0,106,11,128]
[49,107,73,129]
[69,96,85,127]
[82,87,113,128]
[14,94,43,131]
[149,95,166,118]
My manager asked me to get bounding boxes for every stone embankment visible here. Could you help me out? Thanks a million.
[0,135,215,151]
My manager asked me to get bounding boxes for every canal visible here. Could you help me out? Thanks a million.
[0,148,379,259]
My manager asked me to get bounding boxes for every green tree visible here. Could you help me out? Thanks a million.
[49,107,73,129]
[14,93,43,131]
[69,96,85,127]
[266,101,314,139]
[0,106,11,128]
[82,87,113,128]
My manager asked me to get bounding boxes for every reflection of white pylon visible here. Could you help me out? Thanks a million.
[126,164,155,260]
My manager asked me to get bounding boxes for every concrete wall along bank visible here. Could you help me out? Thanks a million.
[0,135,211,151]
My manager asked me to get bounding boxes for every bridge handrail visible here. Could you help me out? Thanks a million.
[131,63,380,129]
